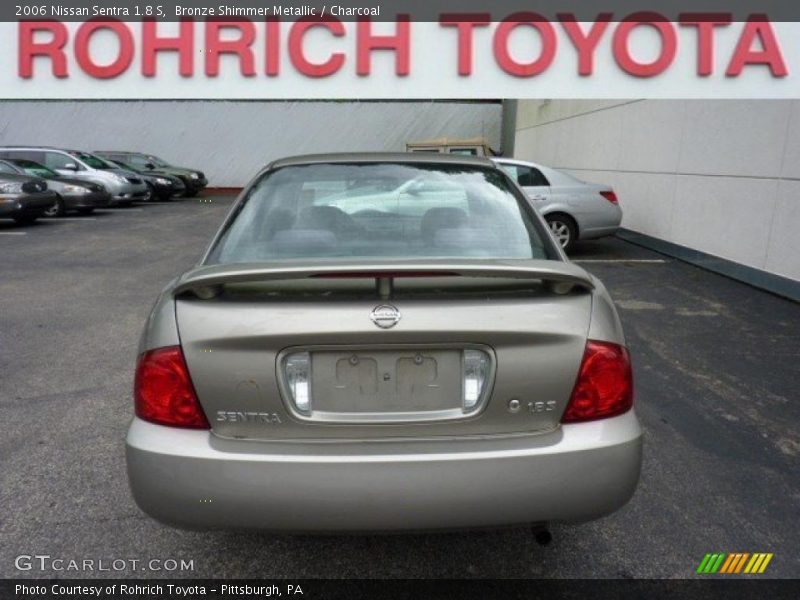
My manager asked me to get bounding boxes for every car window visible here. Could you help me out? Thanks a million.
[500,164,549,187]
[44,152,82,171]
[101,155,133,169]
[146,155,170,168]
[128,155,151,168]
[1,150,43,163]
[13,159,58,178]
[0,161,17,174]
[69,152,111,170]
[207,163,553,264]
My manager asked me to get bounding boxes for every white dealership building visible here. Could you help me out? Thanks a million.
[512,100,800,288]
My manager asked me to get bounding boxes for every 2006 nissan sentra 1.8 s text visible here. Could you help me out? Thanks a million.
[126,154,642,532]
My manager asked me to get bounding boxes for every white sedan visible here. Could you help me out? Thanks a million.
[494,158,622,251]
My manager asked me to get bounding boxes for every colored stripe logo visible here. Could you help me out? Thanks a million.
[696,553,773,574]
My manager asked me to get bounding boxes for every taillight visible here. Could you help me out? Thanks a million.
[600,191,618,204]
[134,346,210,429]
[561,341,633,423]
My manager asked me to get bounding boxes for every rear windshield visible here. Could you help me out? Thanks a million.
[207,163,553,264]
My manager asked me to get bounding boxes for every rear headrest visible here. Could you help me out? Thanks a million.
[264,208,295,240]
[271,229,337,257]
[420,207,468,244]
[433,228,498,249]
[297,205,350,232]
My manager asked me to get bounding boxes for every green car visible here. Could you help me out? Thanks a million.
[94,151,207,197]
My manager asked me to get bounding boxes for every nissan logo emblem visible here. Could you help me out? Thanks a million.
[370,305,401,329]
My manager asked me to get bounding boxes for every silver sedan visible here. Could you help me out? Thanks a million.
[494,158,622,251]
[126,153,642,532]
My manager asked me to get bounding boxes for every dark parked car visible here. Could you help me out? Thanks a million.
[0,147,148,206]
[102,158,186,201]
[95,152,207,197]
[0,173,57,225]
[0,159,110,217]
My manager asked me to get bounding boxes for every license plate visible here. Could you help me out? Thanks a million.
[311,349,462,414]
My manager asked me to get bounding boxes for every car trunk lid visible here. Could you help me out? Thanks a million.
[174,260,594,440]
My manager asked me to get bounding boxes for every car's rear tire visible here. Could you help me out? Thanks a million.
[545,213,577,252]
[43,195,66,218]
[76,208,94,215]
[183,189,199,198]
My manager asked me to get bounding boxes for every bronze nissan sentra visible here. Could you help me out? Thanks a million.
[126,154,642,532]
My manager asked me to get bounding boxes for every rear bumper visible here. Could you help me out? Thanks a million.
[580,225,620,240]
[126,411,643,532]
[576,204,623,240]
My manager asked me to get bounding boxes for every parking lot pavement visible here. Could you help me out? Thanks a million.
[1,198,798,579]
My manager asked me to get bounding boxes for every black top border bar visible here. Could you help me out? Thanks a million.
[6,1,800,22]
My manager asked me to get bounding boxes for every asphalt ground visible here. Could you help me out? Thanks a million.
[1,196,798,579]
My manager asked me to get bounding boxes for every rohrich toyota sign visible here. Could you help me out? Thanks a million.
[3,15,799,98]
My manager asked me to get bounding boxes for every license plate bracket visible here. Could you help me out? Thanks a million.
[312,349,462,414]
[276,344,495,424]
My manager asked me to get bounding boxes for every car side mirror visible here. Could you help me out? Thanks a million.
[63,163,78,171]
[145,163,156,170]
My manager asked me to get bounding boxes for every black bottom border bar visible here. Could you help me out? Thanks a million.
[4,579,800,600]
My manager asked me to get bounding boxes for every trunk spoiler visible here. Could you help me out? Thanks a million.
[173,259,595,299]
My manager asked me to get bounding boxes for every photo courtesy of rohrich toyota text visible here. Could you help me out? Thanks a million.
[0,1,798,599]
